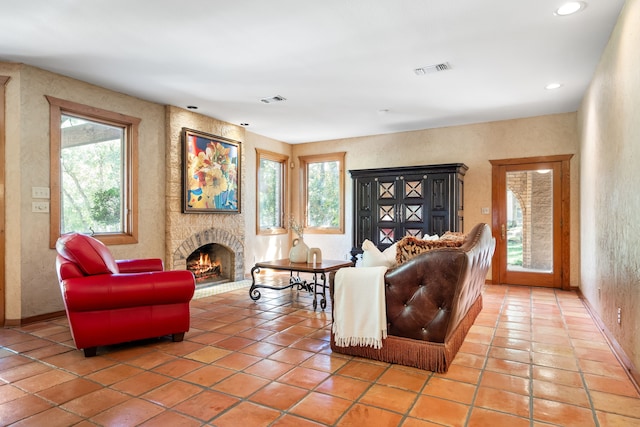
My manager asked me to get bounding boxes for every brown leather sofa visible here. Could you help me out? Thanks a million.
[330,223,495,372]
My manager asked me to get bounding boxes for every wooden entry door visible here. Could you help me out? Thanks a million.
[490,155,572,289]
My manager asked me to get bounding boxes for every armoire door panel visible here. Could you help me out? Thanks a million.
[378,227,395,245]
[358,181,372,212]
[430,215,448,236]
[378,205,396,222]
[404,205,423,222]
[357,216,371,245]
[429,175,449,211]
[378,180,396,199]
[403,228,424,238]
[404,179,423,198]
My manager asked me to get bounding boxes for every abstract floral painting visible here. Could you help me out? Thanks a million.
[182,128,241,213]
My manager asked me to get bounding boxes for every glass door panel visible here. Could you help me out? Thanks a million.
[506,169,553,273]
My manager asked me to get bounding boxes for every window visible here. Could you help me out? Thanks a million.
[47,96,140,247]
[256,149,288,235]
[300,152,345,234]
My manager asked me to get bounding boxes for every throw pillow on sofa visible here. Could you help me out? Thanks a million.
[439,231,466,242]
[395,234,466,264]
[361,239,397,268]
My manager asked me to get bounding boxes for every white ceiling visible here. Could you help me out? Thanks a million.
[0,0,625,143]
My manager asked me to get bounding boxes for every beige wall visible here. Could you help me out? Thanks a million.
[243,131,293,267]
[291,113,580,285]
[578,0,640,374]
[2,63,22,321]
[1,63,166,320]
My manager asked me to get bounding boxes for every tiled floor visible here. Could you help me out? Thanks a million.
[1,278,639,426]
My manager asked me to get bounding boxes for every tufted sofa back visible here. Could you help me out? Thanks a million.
[384,223,495,343]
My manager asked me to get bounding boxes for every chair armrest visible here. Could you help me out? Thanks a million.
[116,258,164,273]
[61,270,195,312]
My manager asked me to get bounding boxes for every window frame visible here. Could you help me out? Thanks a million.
[299,152,346,234]
[256,148,288,235]
[47,96,140,248]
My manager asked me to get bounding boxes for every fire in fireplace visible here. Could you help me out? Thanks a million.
[186,243,231,286]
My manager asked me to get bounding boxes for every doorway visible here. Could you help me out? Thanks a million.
[490,155,572,289]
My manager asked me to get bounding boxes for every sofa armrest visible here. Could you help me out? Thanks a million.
[384,248,467,342]
[116,258,164,273]
[61,270,195,312]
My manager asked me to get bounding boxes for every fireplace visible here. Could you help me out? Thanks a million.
[186,243,231,285]
[172,227,245,285]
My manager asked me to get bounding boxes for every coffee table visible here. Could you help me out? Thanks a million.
[249,259,354,310]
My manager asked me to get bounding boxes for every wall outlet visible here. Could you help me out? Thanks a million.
[32,187,50,199]
[617,307,622,325]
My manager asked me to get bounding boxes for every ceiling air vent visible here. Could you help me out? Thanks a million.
[260,95,287,104]
[414,62,451,76]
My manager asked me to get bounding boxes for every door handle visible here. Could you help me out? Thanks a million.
[501,224,506,241]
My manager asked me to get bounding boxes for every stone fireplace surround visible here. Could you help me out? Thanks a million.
[165,107,247,282]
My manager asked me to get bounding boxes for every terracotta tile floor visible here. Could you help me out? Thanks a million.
[1,280,639,426]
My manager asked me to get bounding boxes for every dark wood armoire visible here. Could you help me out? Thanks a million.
[350,163,468,261]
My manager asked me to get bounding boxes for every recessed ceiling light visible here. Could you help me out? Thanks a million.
[186,105,198,110]
[545,83,563,90]
[554,1,587,16]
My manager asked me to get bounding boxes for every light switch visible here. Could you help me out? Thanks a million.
[32,187,50,199]
[481,207,490,215]
[32,201,50,213]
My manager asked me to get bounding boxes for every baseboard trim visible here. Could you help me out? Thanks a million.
[4,319,20,327]
[577,290,640,394]
[14,310,66,326]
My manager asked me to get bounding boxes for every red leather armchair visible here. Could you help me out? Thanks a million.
[55,233,195,357]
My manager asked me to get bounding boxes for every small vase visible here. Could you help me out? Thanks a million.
[289,237,309,263]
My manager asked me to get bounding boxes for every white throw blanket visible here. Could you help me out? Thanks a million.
[332,266,387,349]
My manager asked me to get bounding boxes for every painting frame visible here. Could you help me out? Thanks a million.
[181,127,241,213]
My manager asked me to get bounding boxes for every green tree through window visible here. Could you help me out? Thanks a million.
[256,149,288,235]
[61,115,124,234]
[47,95,139,246]
[307,161,339,227]
[300,152,345,234]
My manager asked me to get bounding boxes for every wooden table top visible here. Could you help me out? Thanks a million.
[253,259,353,273]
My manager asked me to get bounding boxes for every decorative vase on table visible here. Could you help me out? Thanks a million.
[289,238,309,263]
